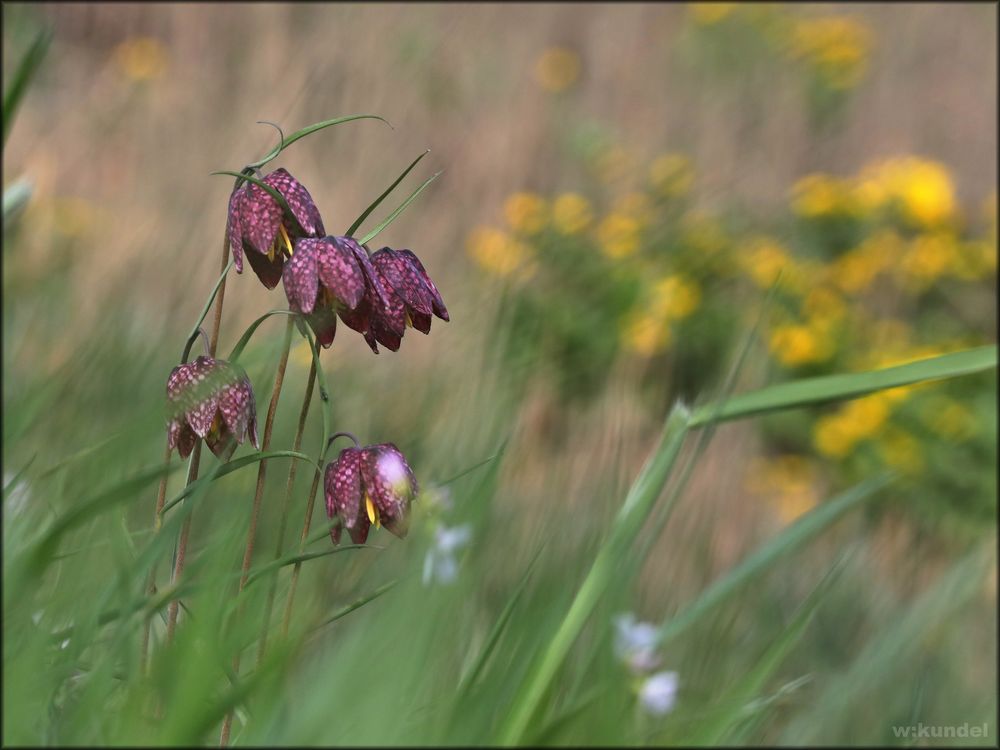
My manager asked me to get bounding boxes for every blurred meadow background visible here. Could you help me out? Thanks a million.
[3,2,997,746]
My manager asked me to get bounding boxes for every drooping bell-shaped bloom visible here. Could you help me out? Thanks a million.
[357,247,449,353]
[325,443,418,545]
[281,235,378,348]
[165,356,260,461]
[226,168,325,289]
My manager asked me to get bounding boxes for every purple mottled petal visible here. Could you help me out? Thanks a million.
[371,248,434,316]
[167,418,183,450]
[216,373,255,445]
[244,243,285,289]
[226,187,245,274]
[372,267,407,337]
[320,238,366,309]
[370,314,402,351]
[360,443,416,538]
[411,311,432,335]
[283,239,320,313]
[263,168,325,238]
[398,249,448,321]
[342,238,392,310]
[240,182,283,257]
[306,303,338,349]
[206,428,237,461]
[325,449,369,545]
[177,423,197,459]
[185,358,221,438]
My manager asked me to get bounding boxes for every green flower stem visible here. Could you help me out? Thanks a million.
[219,317,295,748]
[255,349,318,667]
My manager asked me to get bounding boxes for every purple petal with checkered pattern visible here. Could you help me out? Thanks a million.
[319,238,365,309]
[263,168,325,238]
[176,423,197,459]
[398,249,448,321]
[240,182,283,257]
[371,266,407,337]
[325,448,370,545]
[226,187,245,274]
[371,248,434,316]
[244,243,285,290]
[342,238,392,310]
[305,303,338,349]
[283,238,320,314]
[360,443,417,538]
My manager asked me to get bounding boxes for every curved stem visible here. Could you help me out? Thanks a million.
[326,431,360,453]
[180,327,210,364]
[255,348,317,668]
[166,447,202,641]
[220,317,294,747]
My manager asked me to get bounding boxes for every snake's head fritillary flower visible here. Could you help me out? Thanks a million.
[325,442,418,545]
[165,356,260,461]
[361,247,449,353]
[226,168,325,289]
[282,236,369,348]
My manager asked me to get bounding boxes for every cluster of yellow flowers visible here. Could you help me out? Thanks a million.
[621,275,702,357]
[786,15,873,90]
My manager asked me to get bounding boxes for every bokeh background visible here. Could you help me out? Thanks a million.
[3,3,997,746]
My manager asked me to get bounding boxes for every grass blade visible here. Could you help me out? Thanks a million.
[3,27,51,146]
[346,150,430,238]
[656,474,891,646]
[247,114,391,169]
[690,346,996,427]
[359,171,442,246]
[496,403,692,745]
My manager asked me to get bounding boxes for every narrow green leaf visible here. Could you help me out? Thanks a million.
[3,27,52,146]
[182,259,234,360]
[346,150,430,238]
[497,403,692,745]
[159,450,318,514]
[228,309,300,363]
[244,545,374,586]
[313,579,399,630]
[359,171,442,246]
[657,474,891,646]
[691,346,997,427]
[247,114,391,169]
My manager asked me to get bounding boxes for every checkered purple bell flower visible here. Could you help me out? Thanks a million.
[324,442,418,545]
[226,168,326,289]
[165,356,260,461]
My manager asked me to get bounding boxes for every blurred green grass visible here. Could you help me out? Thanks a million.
[3,2,997,746]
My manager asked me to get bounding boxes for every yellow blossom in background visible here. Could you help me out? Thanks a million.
[680,212,729,260]
[802,287,847,325]
[861,157,956,227]
[114,36,169,82]
[552,193,593,235]
[769,323,832,367]
[828,249,881,294]
[535,46,581,93]
[621,311,671,357]
[649,153,694,198]
[592,145,636,185]
[878,427,924,475]
[813,414,855,458]
[919,396,978,441]
[788,15,873,90]
[612,192,655,227]
[652,275,701,320]
[791,173,858,218]
[741,236,791,289]
[687,2,737,25]
[596,213,641,259]
[949,240,997,281]
[745,454,820,525]
[467,226,533,278]
[840,393,890,440]
[503,192,548,236]
[897,232,958,291]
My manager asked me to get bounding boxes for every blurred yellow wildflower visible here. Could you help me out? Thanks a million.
[687,2,737,25]
[861,157,956,227]
[467,226,533,278]
[897,232,957,291]
[791,173,858,218]
[745,454,819,525]
[742,237,791,289]
[503,192,548,236]
[552,193,593,235]
[612,192,655,227]
[919,396,978,441]
[535,47,581,93]
[840,393,890,439]
[829,249,881,294]
[813,414,855,458]
[649,153,694,198]
[949,240,997,280]
[621,311,671,356]
[878,427,924,475]
[769,323,832,366]
[802,287,847,325]
[596,213,641,259]
[652,275,701,320]
[114,36,169,82]
[788,16,873,90]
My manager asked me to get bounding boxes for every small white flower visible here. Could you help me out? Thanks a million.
[639,671,679,716]
[614,613,662,674]
[422,523,472,586]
